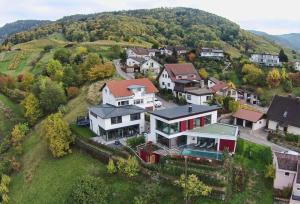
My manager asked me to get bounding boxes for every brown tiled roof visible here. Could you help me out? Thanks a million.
[232,109,264,123]
[163,63,201,82]
[210,82,228,93]
[131,48,150,55]
[275,152,300,171]
[209,77,221,84]
[102,78,158,98]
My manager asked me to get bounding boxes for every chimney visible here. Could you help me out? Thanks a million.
[188,105,193,112]
[200,80,205,88]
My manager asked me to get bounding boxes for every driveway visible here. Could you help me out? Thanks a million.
[113,59,177,109]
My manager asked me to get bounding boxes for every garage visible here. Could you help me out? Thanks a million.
[232,109,266,131]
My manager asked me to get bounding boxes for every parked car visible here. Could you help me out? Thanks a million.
[154,98,162,108]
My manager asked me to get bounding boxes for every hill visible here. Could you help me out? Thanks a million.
[3,7,295,59]
[0,20,51,43]
[250,30,300,52]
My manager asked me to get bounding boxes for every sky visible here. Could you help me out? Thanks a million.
[0,0,300,35]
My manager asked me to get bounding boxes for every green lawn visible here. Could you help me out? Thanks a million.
[70,124,95,138]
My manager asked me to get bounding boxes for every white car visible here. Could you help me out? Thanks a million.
[154,98,162,108]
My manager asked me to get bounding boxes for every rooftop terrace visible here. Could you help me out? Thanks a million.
[188,123,238,139]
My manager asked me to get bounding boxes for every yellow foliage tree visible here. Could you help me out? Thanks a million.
[87,63,115,81]
[0,174,11,204]
[21,93,42,125]
[267,68,281,88]
[42,112,73,158]
[199,68,208,79]
[21,72,34,91]
[11,123,29,149]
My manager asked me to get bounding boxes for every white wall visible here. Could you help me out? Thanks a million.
[288,126,300,135]
[126,58,141,67]
[268,120,278,131]
[159,69,175,90]
[102,86,118,106]
[185,93,213,105]
[207,80,216,88]
[267,120,300,135]
[252,119,266,130]
[274,169,295,189]
[140,59,161,74]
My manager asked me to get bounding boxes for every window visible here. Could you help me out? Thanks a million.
[194,118,201,127]
[206,95,212,101]
[178,75,182,79]
[162,82,165,86]
[167,83,170,87]
[111,116,122,124]
[204,115,212,125]
[118,100,129,106]
[187,94,191,100]
[130,113,140,121]
[134,99,144,104]
[156,120,179,135]
[285,172,290,176]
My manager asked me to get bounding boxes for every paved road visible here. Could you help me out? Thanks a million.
[113,59,177,109]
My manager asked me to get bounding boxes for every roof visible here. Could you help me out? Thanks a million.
[162,63,201,82]
[209,77,221,84]
[151,104,221,120]
[275,152,300,171]
[210,82,228,93]
[89,104,145,119]
[189,123,237,138]
[102,78,158,98]
[201,48,224,53]
[186,88,214,96]
[128,57,145,63]
[267,95,300,128]
[232,109,264,123]
[130,48,150,55]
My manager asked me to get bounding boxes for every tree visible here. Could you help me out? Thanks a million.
[279,49,288,62]
[228,100,240,112]
[174,174,212,202]
[54,48,71,64]
[42,112,73,157]
[20,72,34,91]
[265,164,275,180]
[39,80,67,113]
[242,64,265,86]
[283,79,293,93]
[21,93,42,125]
[281,68,287,81]
[107,159,117,174]
[0,174,11,204]
[199,68,208,79]
[87,63,115,81]
[62,65,80,87]
[69,175,110,204]
[11,123,29,149]
[267,68,281,88]
[67,87,79,99]
[124,156,140,177]
[46,59,64,81]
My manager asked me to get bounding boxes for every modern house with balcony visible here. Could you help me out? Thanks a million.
[250,53,282,67]
[101,78,158,111]
[89,104,145,141]
[147,104,238,155]
[199,48,224,59]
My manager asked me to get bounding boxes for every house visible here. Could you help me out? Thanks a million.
[160,46,187,56]
[147,104,238,154]
[250,53,281,67]
[207,77,221,88]
[199,48,224,59]
[89,104,145,141]
[232,109,266,130]
[210,81,238,101]
[274,152,300,203]
[125,57,161,74]
[237,89,260,105]
[267,95,300,135]
[126,48,157,59]
[295,62,300,71]
[101,78,158,111]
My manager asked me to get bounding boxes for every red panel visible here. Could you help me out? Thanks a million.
[200,117,205,127]
[180,121,187,132]
[189,119,194,130]
[219,139,235,152]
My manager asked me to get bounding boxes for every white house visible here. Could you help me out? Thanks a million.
[160,46,187,56]
[295,62,300,71]
[126,48,157,59]
[101,78,158,111]
[126,57,145,68]
[250,53,281,67]
[210,81,238,101]
[147,104,238,155]
[267,95,300,135]
[89,104,145,141]
[125,57,161,75]
[232,109,266,130]
[200,48,224,59]
[237,89,260,105]
[207,77,221,88]
[274,152,300,203]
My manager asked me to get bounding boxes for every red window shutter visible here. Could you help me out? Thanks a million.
[180,121,187,132]
[200,117,205,127]
[219,139,235,152]
[189,119,194,130]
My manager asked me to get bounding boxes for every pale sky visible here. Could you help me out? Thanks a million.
[0,0,300,35]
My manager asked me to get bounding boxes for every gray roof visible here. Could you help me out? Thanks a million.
[89,104,145,119]
[151,104,221,120]
[128,57,145,63]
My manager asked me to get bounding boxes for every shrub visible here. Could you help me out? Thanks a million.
[126,136,145,148]
[265,164,275,180]
[107,159,117,174]
[67,87,79,99]
[124,156,140,177]
[285,133,299,142]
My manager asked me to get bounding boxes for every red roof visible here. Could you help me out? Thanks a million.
[103,78,158,98]
[210,82,228,93]
[163,63,201,82]
[232,109,264,122]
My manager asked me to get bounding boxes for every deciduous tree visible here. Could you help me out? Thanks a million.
[11,123,29,149]
[21,93,42,125]
[242,64,265,86]
[199,68,208,79]
[87,63,115,81]
[267,68,281,88]
[46,59,64,81]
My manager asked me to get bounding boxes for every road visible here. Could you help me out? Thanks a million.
[113,59,177,109]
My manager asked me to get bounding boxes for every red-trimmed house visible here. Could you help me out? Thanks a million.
[147,104,239,154]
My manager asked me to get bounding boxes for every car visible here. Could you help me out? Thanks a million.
[154,98,162,108]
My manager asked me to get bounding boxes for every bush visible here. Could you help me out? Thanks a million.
[67,87,79,99]
[285,133,299,142]
[126,136,145,149]
[68,175,111,204]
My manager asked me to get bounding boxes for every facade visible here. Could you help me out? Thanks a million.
[140,58,161,75]
[101,78,158,111]
[274,152,300,203]
[89,104,145,141]
[295,62,300,71]
[126,48,157,59]
[232,109,266,130]
[210,81,238,101]
[237,89,260,105]
[250,53,281,67]
[267,95,300,135]
[207,77,221,88]
[160,46,187,56]
[147,104,238,153]
[200,48,224,59]
[125,57,161,74]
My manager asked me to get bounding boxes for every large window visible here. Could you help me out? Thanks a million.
[111,116,122,124]
[130,113,140,121]
[204,115,212,125]
[156,120,179,135]
[134,99,144,105]
[194,118,201,127]
[118,100,129,106]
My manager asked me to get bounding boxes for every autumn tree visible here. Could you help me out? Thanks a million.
[82,53,101,76]
[242,64,265,86]
[228,100,240,113]
[11,123,29,149]
[175,174,212,203]
[20,72,34,91]
[0,174,11,204]
[124,156,140,177]
[67,87,79,99]
[21,93,42,125]
[199,68,208,79]
[107,159,117,174]
[46,59,64,81]
[54,48,71,64]
[87,63,115,81]
[267,68,281,88]
[42,112,73,157]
